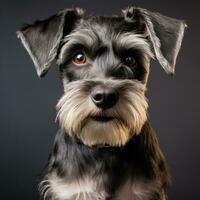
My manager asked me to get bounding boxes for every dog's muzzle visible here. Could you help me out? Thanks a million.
[56,79,148,147]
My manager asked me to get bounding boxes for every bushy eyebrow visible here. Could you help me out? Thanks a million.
[112,32,154,58]
[58,29,100,64]
[58,29,154,65]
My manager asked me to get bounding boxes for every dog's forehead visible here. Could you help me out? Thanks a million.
[73,16,136,41]
[59,16,153,65]
[79,16,131,30]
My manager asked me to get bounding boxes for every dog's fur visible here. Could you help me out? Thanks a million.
[17,6,186,200]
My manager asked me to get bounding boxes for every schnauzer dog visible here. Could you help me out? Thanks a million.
[17,6,186,200]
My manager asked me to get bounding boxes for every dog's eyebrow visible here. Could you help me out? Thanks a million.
[113,33,154,58]
[58,29,100,63]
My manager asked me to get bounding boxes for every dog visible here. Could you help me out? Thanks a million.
[17,6,186,200]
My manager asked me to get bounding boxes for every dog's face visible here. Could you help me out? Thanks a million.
[56,16,152,146]
[17,7,186,146]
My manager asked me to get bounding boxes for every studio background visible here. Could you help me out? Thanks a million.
[1,0,199,199]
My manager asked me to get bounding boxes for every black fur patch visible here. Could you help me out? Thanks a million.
[41,120,170,198]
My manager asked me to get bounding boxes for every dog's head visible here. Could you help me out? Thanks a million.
[17,7,186,146]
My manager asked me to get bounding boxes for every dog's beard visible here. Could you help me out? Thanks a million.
[56,79,148,147]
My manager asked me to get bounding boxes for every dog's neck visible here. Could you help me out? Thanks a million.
[40,120,170,199]
[42,120,170,195]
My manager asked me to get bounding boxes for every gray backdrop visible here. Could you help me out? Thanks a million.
[1,0,200,199]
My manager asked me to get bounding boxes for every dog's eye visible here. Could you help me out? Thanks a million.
[72,51,87,65]
[123,56,136,67]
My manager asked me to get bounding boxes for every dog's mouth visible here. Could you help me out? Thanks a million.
[91,116,115,122]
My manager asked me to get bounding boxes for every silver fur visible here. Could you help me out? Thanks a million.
[56,79,148,146]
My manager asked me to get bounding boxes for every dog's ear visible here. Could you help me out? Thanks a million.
[123,7,187,75]
[17,8,84,77]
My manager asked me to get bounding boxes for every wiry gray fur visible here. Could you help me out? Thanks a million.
[17,6,187,200]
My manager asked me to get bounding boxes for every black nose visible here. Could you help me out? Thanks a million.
[91,86,119,110]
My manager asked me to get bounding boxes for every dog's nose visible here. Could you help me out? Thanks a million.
[91,86,119,109]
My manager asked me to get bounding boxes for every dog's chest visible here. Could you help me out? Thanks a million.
[46,174,155,200]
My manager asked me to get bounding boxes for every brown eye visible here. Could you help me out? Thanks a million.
[123,56,136,66]
[72,51,87,65]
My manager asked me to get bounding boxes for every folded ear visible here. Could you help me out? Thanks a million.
[17,8,84,77]
[123,7,187,75]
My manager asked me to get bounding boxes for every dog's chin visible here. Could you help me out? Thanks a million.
[73,116,133,147]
